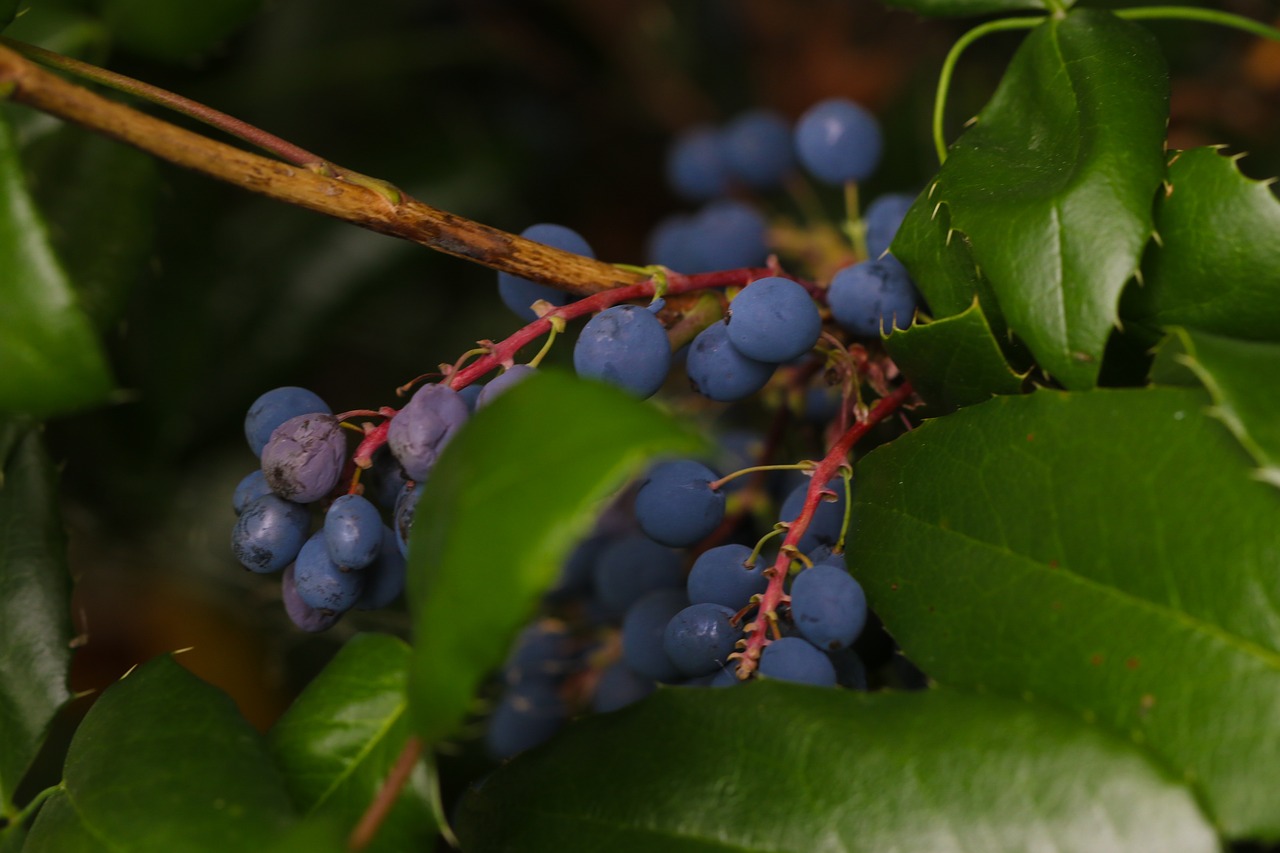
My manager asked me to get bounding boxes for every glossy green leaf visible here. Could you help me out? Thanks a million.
[100,0,262,63]
[0,115,112,418]
[892,188,1006,337]
[269,633,435,853]
[851,387,1280,839]
[1154,328,1280,487]
[908,10,1168,389]
[408,371,704,746]
[0,428,72,813]
[878,0,1059,17]
[1128,146,1280,341]
[457,684,1215,852]
[884,300,1026,411]
[23,656,297,851]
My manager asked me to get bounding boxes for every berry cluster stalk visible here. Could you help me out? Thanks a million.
[736,380,916,677]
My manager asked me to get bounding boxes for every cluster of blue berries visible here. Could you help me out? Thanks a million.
[483,453,873,761]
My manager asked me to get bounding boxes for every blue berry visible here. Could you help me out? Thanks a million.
[828,256,920,336]
[592,663,655,713]
[722,109,794,190]
[458,383,485,412]
[231,494,310,573]
[687,543,768,609]
[725,277,822,363]
[475,365,537,409]
[621,588,689,682]
[758,636,837,686]
[354,526,406,610]
[244,386,330,456]
[362,447,410,512]
[282,564,343,633]
[864,192,916,259]
[789,564,868,651]
[573,304,672,399]
[689,200,769,271]
[686,321,776,403]
[393,480,425,559]
[294,532,365,613]
[593,534,684,615]
[324,494,382,570]
[387,383,469,481]
[794,98,883,185]
[261,413,347,503]
[501,620,575,685]
[485,681,568,761]
[665,125,730,202]
[634,460,725,547]
[645,214,702,273]
[710,666,742,687]
[778,477,848,554]
[232,469,271,516]
[663,603,742,677]
[497,224,593,322]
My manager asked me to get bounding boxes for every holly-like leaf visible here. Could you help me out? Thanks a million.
[851,387,1280,839]
[457,684,1215,852]
[0,114,113,418]
[269,634,436,853]
[23,656,298,851]
[878,0,1063,17]
[407,371,704,747]
[884,299,1026,411]
[909,10,1168,389]
[1128,146,1280,341]
[1153,328,1280,487]
[0,428,72,814]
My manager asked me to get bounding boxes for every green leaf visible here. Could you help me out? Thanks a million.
[0,0,17,32]
[269,633,435,853]
[0,114,112,418]
[457,684,1215,852]
[23,656,297,851]
[851,387,1280,838]
[408,370,704,747]
[884,299,1026,411]
[100,0,263,63]
[1154,328,1280,487]
[877,0,1061,17]
[24,129,159,330]
[908,10,1168,389]
[0,428,72,814]
[1128,146,1280,341]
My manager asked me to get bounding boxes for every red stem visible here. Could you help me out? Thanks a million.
[347,736,425,851]
[736,380,916,677]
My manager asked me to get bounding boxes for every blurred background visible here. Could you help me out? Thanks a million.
[8,0,1280,792]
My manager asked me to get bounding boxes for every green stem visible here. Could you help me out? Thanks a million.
[7,785,59,831]
[709,462,813,493]
[933,15,1046,165]
[1115,6,1280,41]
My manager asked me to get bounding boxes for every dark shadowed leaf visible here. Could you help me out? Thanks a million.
[23,656,297,851]
[0,428,72,813]
[900,11,1167,388]
[852,387,1280,839]
[269,633,435,853]
[1129,146,1280,341]
[884,300,1026,411]
[100,0,262,63]
[407,371,703,747]
[458,684,1215,852]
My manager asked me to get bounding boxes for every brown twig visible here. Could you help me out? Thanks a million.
[0,42,643,297]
